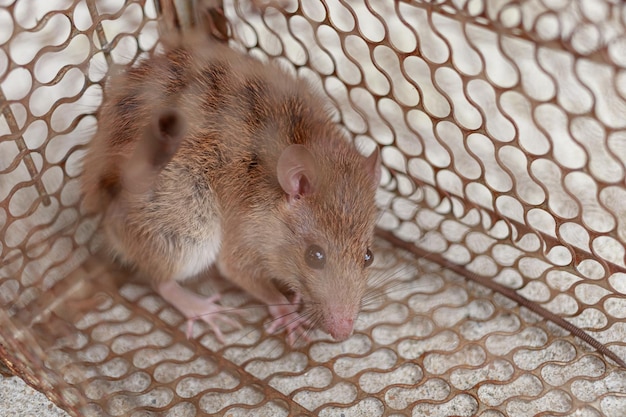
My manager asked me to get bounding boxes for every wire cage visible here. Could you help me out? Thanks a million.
[1,0,626,416]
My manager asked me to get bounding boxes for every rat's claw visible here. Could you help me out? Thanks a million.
[267,302,313,345]
[188,298,242,342]
[200,317,226,343]
[286,318,313,345]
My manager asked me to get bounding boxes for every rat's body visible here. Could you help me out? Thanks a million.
[81,34,380,341]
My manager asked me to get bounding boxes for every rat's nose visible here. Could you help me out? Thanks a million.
[327,314,354,341]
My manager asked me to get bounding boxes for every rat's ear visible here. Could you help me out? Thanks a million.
[277,144,317,199]
[365,147,381,190]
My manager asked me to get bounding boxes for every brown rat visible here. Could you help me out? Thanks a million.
[81,33,381,342]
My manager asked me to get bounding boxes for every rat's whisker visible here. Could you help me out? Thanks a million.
[286,315,316,346]
[368,261,425,284]
[365,269,414,294]
[362,260,441,308]
[246,302,300,309]
[361,282,431,309]
[189,303,267,320]
[262,309,301,330]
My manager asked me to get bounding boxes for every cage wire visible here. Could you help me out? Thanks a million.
[1,0,626,416]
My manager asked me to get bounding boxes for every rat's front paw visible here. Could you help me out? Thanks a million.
[266,295,313,345]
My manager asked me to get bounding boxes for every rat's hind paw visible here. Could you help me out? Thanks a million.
[157,281,242,343]
[184,293,243,342]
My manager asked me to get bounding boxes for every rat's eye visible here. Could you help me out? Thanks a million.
[305,244,326,269]
[364,248,374,267]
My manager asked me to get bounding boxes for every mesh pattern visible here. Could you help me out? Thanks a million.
[1,0,626,416]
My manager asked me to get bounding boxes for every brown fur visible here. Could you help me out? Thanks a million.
[81,33,380,340]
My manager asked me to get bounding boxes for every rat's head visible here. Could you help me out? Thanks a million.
[274,143,381,340]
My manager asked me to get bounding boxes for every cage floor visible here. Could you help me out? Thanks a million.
[1,236,624,417]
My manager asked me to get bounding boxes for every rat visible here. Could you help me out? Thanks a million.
[81,32,381,343]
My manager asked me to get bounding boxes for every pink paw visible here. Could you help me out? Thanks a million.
[156,281,241,343]
[266,295,313,345]
[183,293,242,342]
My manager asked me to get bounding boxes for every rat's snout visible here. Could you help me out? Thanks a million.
[325,309,356,341]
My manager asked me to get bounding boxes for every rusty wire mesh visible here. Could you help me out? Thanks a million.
[1,0,626,416]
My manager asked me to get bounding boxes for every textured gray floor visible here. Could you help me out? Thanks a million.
[0,375,69,417]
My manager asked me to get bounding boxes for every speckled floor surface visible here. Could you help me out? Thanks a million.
[0,375,69,417]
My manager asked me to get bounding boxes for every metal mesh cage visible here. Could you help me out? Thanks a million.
[1,0,626,416]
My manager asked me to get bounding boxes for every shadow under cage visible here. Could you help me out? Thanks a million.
[1,0,626,416]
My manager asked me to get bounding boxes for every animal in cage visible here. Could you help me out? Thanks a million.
[80,31,381,344]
